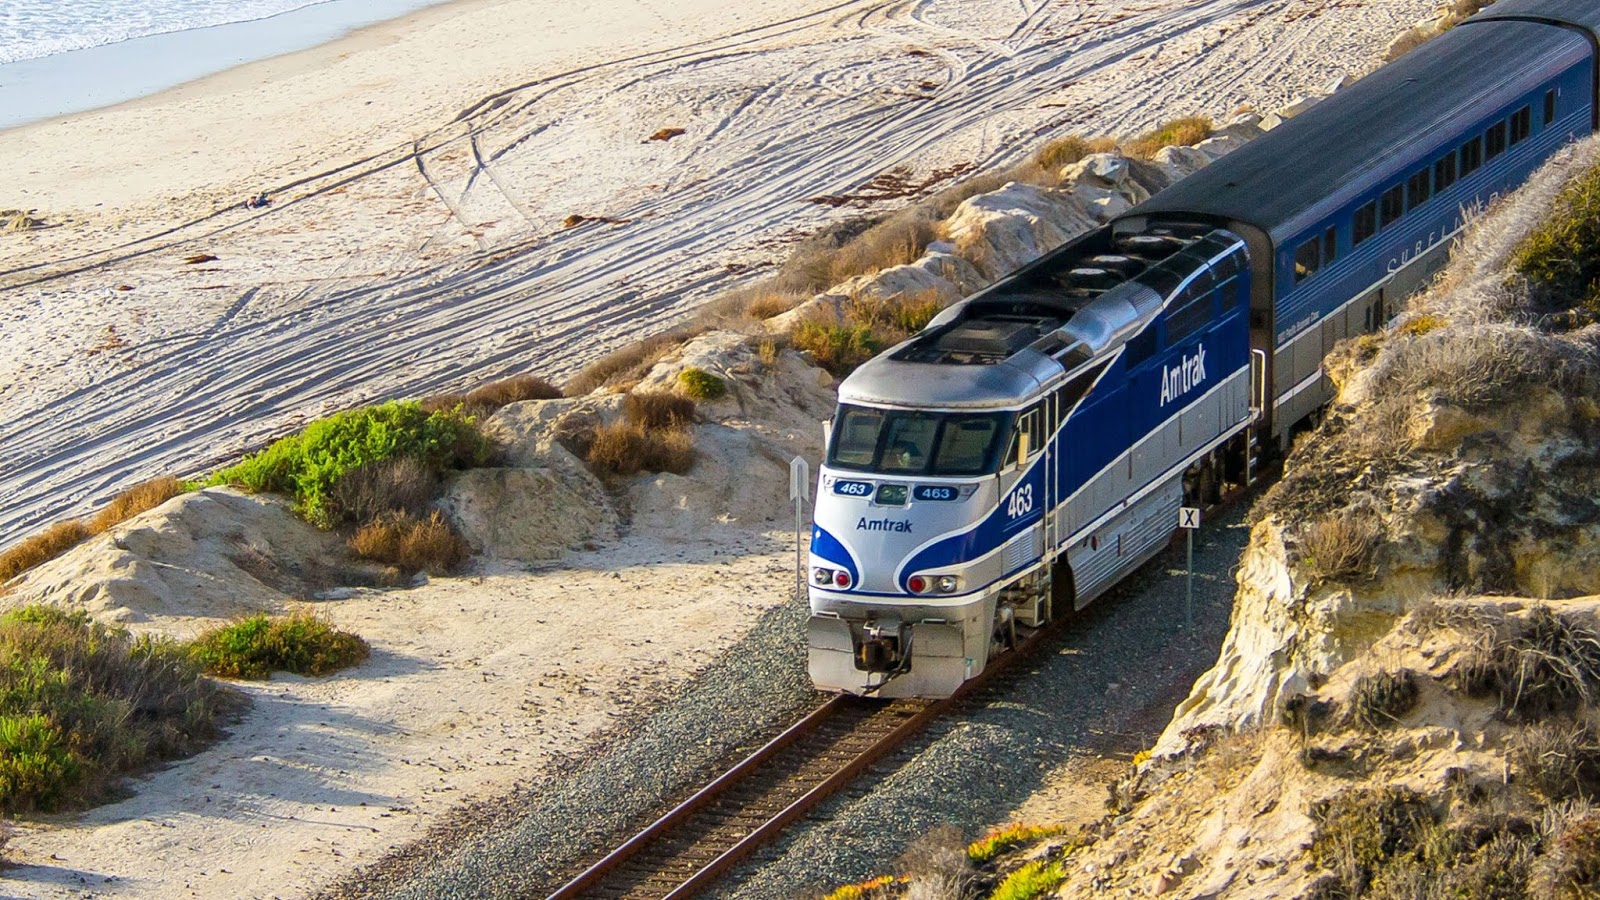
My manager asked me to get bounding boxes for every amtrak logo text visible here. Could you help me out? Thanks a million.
[1159,345,1207,407]
[857,517,913,533]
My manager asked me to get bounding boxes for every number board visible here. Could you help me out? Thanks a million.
[913,485,959,502]
[833,480,873,497]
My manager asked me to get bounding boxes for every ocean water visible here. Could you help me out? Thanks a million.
[0,0,333,65]
[0,0,454,128]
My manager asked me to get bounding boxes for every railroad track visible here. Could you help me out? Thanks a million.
[545,596,1084,900]
[546,481,1260,900]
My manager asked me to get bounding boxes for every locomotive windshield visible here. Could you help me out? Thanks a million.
[828,406,1011,476]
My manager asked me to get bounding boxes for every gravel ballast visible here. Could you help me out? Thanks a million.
[323,507,1249,899]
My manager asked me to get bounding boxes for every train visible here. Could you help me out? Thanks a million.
[805,0,1600,698]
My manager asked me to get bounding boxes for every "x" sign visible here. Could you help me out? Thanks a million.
[1178,506,1201,529]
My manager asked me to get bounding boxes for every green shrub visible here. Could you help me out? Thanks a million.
[677,368,727,401]
[1514,161,1600,310]
[989,859,1066,900]
[188,611,370,680]
[207,401,488,527]
[0,605,228,813]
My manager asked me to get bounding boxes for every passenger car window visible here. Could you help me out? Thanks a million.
[1380,185,1404,228]
[1293,238,1320,283]
[1323,226,1338,266]
[1546,89,1557,126]
[1461,135,1483,175]
[1353,202,1377,246]
[1511,107,1531,145]
[1486,121,1507,160]
[1435,152,1457,191]
[1406,169,1430,210]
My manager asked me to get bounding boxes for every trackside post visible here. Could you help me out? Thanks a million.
[791,456,810,601]
[1179,506,1201,628]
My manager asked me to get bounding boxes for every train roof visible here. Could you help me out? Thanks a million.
[1119,19,1591,248]
[1470,0,1600,38]
[836,227,1242,410]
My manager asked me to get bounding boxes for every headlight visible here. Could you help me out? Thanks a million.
[936,575,959,593]
[813,567,832,585]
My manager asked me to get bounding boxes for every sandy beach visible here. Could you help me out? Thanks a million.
[0,0,1439,549]
[0,0,1442,895]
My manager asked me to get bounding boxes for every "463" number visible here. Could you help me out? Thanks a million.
[1006,485,1035,519]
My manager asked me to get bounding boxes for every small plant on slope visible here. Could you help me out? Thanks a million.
[677,367,727,401]
[188,610,369,680]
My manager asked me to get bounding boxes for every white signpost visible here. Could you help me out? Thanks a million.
[1179,506,1201,628]
[790,457,811,601]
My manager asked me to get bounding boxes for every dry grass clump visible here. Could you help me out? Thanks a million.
[743,291,806,321]
[585,421,696,477]
[1510,719,1600,801]
[624,391,696,429]
[0,477,190,586]
[1308,786,1437,897]
[85,476,184,535]
[0,520,89,584]
[1298,506,1383,583]
[1458,605,1600,720]
[0,605,231,814]
[328,456,440,528]
[348,510,470,574]
[422,374,563,417]
[1125,116,1213,159]
[188,609,369,680]
[1034,134,1120,171]
[899,824,977,899]
[1,210,42,233]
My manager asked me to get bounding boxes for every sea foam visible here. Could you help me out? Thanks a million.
[0,0,330,65]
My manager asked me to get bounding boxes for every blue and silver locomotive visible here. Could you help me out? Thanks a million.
[807,0,1600,696]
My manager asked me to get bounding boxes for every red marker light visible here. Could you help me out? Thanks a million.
[908,575,928,593]
[834,570,851,588]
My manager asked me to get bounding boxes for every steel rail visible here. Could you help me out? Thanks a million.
[546,606,1069,900]
[545,696,850,899]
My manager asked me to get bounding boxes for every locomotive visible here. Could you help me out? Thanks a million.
[806,0,1600,697]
